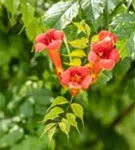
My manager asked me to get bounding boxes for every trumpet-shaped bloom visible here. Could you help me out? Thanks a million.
[60,66,92,95]
[35,29,64,52]
[88,48,120,70]
[35,29,64,70]
[88,30,120,71]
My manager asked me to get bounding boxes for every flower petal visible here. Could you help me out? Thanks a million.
[100,37,114,50]
[61,70,70,85]
[78,66,90,77]
[46,29,55,41]
[99,59,115,70]
[110,49,120,63]
[81,75,92,89]
[35,43,46,52]
[90,62,101,74]
[35,33,46,43]
[88,51,99,62]
[47,40,62,50]
[99,30,118,43]
[91,42,105,53]
[68,82,81,89]
[54,31,64,40]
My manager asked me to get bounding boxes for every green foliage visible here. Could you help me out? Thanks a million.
[66,113,79,132]
[0,127,24,148]
[44,1,79,29]
[58,118,70,138]
[71,103,84,126]
[43,107,64,122]
[48,125,56,143]
[73,21,91,37]
[67,49,86,58]
[64,58,82,66]
[49,96,69,110]
[1,0,135,150]
[69,37,88,49]
[116,39,130,59]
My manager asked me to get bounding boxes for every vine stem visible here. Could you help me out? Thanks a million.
[64,35,72,62]
[56,96,74,123]
[66,96,74,112]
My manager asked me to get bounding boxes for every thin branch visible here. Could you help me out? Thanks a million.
[110,102,135,128]
[64,36,72,62]
[66,96,74,112]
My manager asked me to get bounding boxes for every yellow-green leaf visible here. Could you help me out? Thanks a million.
[58,118,70,138]
[91,35,98,43]
[71,103,84,126]
[43,107,64,122]
[69,50,86,57]
[66,113,80,133]
[40,123,56,138]
[48,126,56,143]
[69,37,88,48]
[44,123,56,133]
[49,96,69,110]
[21,2,35,27]
[64,58,82,66]
[73,21,91,36]
[116,39,130,59]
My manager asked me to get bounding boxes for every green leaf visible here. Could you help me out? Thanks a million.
[49,96,69,110]
[64,58,82,66]
[127,32,135,55]
[20,2,42,40]
[116,40,130,59]
[19,101,34,117]
[114,22,135,40]
[66,113,80,133]
[132,0,135,10]
[2,0,20,25]
[44,1,79,29]
[105,0,118,14]
[68,50,86,57]
[113,58,131,77]
[40,123,56,138]
[0,127,24,148]
[21,2,35,27]
[71,103,84,126]
[95,71,113,86]
[81,0,104,20]
[25,19,43,41]
[127,0,133,8]
[4,0,20,15]
[58,118,70,138]
[111,13,135,39]
[43,107,64,122]
[73,21,91,36]
[44,123,56,133]
[48,126,56,143]
[114,4,127,15]
[111,13,135,27]
[69,37,88,48]
[91,34,98,43]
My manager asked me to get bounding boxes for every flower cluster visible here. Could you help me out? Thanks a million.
[88,30,119,71]
[35,29,120,96]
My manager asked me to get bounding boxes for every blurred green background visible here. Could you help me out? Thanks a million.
[0,0,135,150]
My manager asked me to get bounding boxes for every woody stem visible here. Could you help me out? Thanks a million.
[110,102,135,127]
